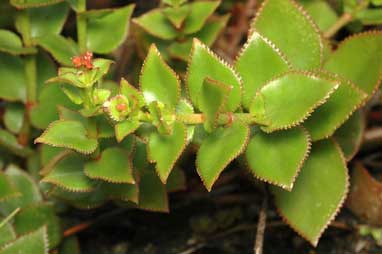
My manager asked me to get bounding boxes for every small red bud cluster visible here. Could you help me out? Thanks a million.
[71,51,94,69]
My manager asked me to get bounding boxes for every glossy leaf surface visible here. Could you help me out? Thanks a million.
[28,2,69,38]
[35,120,98,154]
[333,110,365,161]
[235,32,290,109]
[272,140,348,246]
[0,173,19,202]
[246,127,310,190]
[0,30,35,55]
[140,45,180,107]
[10,0,63,8]
[252,0,322,69]
[197,122,249,191]
[84,5,135,53]
[42,154,94,192]
[133,9,178,40]
[187,39,241,112]
[304,81,367,141]
[182,1,220,34]
[35,35,79,66]
[199,78,231,132]
[4,104,24,134]
[148,122,186,183]
[85,147,135,184]
[0,227,48,254]
[0,53,26,102]
[0,165,42,214]
[13,203,61,248]
[324,32,382,95]
[138,169,169,212]
[250,72,338,132]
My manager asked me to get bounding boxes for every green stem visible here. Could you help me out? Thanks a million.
[25,56,37,104]
[0,208,20,229]
[176,113,257,125]
[77,0,87,53]
[18,10,37,143]
[324,0,369,38]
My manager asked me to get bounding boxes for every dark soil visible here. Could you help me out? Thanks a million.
[74,168,382,254]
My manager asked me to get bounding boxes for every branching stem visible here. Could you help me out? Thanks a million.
[324,0,369,38]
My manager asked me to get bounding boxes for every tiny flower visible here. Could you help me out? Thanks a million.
[104,95,131,122]
[71,51,94,70]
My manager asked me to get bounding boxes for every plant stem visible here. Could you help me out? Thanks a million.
[77,0,87,53]
[0,208,20,229]
[176,113,257,126]
[324,0,369,38]
[18,10,37,145]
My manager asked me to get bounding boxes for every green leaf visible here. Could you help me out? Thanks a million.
[0,53,26,102]
[138,168,169,212]
[250,72,338,132]
[59,236,80,254]
[324,32,382,95]
[272,140,348,246]
[35,34,79,66]
[357,9,382,25]
[235,31,290,109]
[187,39,241,112]
[199,78,231,132]
[31,85,76,129]
[61,85,83,105]
[28,2,69,38]
[0,173,20,202]
[148,122,187,183]
[0,165,42,214]
[101,182,138,203]
[162,5,190,29]
[0,130,32,158]
[120,78,145,109]
[166,167,186,192]
[251,0,323,69]
[0,30,36,55]
[64,0,79,11]
[140,45,180,108]
[50,186,106,210]
[35,120,98,154]
[333,110,365,161]
[85,147,135,184]
[304,80,367,141]
[42,154,95,192]
[0,222,16,247]
[4,104,24,134]
[10,0,63,8]
[299,0,338,31]
[13,203,61,248]
[115,119,141,143]
[162,0,187,7]
[83,4,135,54]
[176,99,195,143]
[246,127,311,190]
[133,9,178,40]
[0,227,48,254]
[30,53,76,129]
[195,14,230,46]
[182,1,220,34]
[168,14,230,61]
[196,122,249,191]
